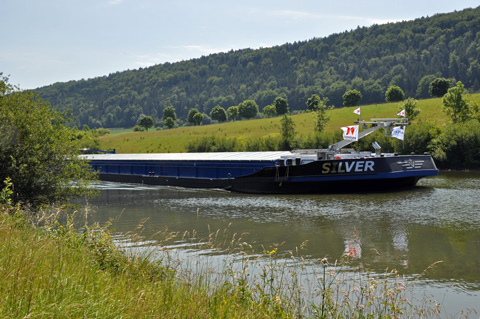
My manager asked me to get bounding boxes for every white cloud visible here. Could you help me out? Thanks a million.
[131,53,172,67]
[108,0,123,6]
[266,10,329,21]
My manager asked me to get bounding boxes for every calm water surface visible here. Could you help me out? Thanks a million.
[85,171,480,317]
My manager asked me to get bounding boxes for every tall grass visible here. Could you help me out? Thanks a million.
[166,225,449,318]
[0,190,292,318]
[0,179,465,318]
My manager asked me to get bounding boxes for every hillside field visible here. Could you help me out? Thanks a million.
[98,94,480,153]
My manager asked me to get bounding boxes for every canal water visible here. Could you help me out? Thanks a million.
[84,171,480,317]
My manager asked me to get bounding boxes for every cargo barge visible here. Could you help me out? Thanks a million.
[83,118,438,194]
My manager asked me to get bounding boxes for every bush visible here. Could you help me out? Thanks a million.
[243,136,280,151]
[429,77,450,97]
[262,105,276,118]
[0,75,96,207]
[402,122,440,155]
[238,100,259,119]
[301,132,340,149]
[273,97,289,115]
[430,120,480,169]
[92,128,111,136]
[342,89,362,107]
[185,136,238,152]
[210,106,228,122]
[164,117,175,129]
[385,85,405,102]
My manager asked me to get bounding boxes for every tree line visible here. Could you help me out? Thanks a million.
[130,79,448,132]
[33,6,480,129]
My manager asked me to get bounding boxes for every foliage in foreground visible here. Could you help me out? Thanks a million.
[0,180,452,318]
[0,198,274,318]
[0,75,96,207]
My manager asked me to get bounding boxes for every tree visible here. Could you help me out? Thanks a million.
[0,75,95,207]
[279,115,296,150]
[385,85,405,102]
[210,105,228,122]
[187,108,200,125]
[138,116,154,131]
[314,99,331,133]
[306,94,321,112]
[274,97,288,115]
[429,78,450,97]
[342,89,362,107]
[238,100,259,119]
[442,81,478,123]
[227,106,239,121]
[164,117,175,129]
[163,106,177,121]
[193,112,204,125]
[399,98,420,121]
[416,74,437,98]
[262,105,276,118]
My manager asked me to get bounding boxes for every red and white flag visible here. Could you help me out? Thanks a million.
[341,125,359,141]
[353,107,361,115]
[397,109,405,117]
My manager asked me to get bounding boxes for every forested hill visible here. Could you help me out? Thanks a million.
[36,6,480,128]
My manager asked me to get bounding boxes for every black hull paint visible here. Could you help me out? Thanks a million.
[227,176,422,194]
[98,172,423,194]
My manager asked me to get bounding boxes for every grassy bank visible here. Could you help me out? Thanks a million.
[0,197,449,318]
[98,94,480,153]
[0,207,286,318]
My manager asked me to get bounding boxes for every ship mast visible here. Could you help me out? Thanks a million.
[328,118,409,152]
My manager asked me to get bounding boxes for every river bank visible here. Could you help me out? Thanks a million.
[0,206,288,318]
[0,201,450,318]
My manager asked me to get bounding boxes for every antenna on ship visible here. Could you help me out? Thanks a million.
[328,117,410,152]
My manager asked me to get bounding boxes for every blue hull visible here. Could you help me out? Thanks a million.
[84,153,438,194]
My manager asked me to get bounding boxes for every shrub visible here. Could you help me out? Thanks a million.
[238,100,259,119]
[430,120,480,169]
[0,75,96,207]
[385,85,405,102]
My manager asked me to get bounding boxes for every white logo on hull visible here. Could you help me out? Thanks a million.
[397,159,424,169]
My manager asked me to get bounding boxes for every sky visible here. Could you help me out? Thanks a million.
[1,0,479,90]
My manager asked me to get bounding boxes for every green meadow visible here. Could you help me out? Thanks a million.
[99,94,479,153]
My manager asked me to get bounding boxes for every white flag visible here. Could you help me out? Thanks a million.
[341,125,359,141]
[391,126,405,140]
[353,107,361,115]
[397,109,405,117]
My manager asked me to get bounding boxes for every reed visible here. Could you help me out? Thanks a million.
[0,181,455,318]
[0,204,282,318]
